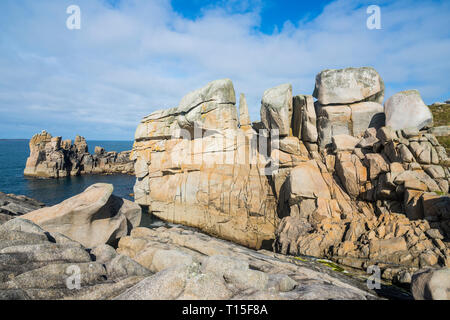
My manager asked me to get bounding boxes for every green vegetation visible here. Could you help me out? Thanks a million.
[429,103,450,153]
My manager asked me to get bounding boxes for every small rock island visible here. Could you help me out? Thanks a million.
[23,131,134,178]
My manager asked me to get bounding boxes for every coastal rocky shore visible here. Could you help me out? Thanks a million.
[131,67,450,287]
[2,66,448,300]
[0,185,381,300]
[23,131,134,178]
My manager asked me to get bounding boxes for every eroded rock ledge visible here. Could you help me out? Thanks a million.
[24,131,134,178]
[131,67,449,285]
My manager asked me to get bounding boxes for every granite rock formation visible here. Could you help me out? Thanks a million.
[21,184,141,248]
[0,218,150,300]
[0,217,386,300]
[24,131,134,178]
[0,192,45,224]
[131,67,449,285]
[132,79,278,249]
[115,224,380,300]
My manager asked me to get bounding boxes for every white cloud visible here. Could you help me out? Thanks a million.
[0,0,449,139]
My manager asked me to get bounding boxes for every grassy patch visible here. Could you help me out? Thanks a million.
[429,103,450,127]
[429,103,450,153]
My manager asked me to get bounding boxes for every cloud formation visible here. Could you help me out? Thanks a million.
[0,0,449,139]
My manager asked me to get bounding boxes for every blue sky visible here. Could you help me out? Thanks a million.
[0,0,449,140]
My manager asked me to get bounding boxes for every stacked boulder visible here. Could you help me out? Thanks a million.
[313,67,385,149]
[131,68,449,284]
[24,131,134,178]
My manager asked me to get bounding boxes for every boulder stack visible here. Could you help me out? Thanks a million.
[313,67,386,148]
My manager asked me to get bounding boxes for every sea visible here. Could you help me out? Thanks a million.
[0,139,136,206]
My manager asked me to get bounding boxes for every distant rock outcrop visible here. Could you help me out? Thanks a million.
[131,67,449,285]
[23,131,134,178]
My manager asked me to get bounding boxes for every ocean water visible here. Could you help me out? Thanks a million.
[0,139,136,206]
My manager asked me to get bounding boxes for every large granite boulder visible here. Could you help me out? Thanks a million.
[21,184,141,248]
[384,90,433,131]
[177,79,238,131]
[313,67,384,105]
[260,83,293,136]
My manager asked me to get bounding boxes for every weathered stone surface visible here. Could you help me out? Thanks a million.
[332,134,360,152]
[0,218,149,300]
[335,152,367,199]
[289,161,331,200]
[313,67,384,105]
[292,95,318,142]
[411,268,450,300]
[21,184,141,248]
[239,93,251,127]
[176,79,238,132]
[260,83,293,136]
[115,225,380,300]
[0,192,45,225]
[349,102,385,136]
[317,105,352,148]
[132,80,278,249]
[24,130,134,178]
[385,90,433,131]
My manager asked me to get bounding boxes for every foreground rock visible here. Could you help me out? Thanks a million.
[24,131,134,178]
[115,224,381,300]
[411,268,450,300]
[0,192,45,224]
[21,184,141,248]
[0,218,150,300]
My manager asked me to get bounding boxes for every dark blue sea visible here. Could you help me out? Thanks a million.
[0,139,136,206]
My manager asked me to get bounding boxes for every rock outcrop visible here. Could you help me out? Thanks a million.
[21,184,141,248]
[314,68,386,148]
[132,79,278,249]
[24,131,134,178]
[115,224,381,300]
[131,67,449,287]
[0,192,45,224]
[0,218,150,300]
[0,217,388,300]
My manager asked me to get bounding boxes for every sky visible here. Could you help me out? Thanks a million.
[0,0,449,140]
